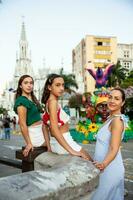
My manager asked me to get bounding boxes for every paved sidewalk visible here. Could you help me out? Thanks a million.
[0,133,24,177]
[0,134,133,176]
[0,134,133,199]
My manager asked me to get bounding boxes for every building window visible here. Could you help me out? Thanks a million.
[124,51,129,58]
[97,42,103,46]
[103,42,110,46]
[95,50,111,55]
[124,62,130,68]
[94,59,108,63]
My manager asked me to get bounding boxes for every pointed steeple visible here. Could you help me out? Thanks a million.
[19,21,28,59]
[20,22,27,41]
[13,21,34,88]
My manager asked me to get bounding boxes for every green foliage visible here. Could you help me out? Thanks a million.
[108,61,127,87]
[59,68,78,93]
[79,110,86,117]
[125,97,133,120]
[121,70,133,88]
[123,120,133,142]
[70,119,133,143]
[121,79,133,88]
[0,107,7,114]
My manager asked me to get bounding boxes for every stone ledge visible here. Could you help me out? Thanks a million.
[35,153,99,199]
[0,153,99,200]
[0,153,132,199]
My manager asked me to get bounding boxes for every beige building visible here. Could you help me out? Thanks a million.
[117,43,133,74]
[72,35,117,93]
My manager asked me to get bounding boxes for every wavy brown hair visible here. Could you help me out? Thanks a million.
[15,75,41,111]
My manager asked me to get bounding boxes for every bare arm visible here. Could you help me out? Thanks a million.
[48,100,81,156]
[94,117,124,170]
[42,124,51,151]
[17,106,33,156]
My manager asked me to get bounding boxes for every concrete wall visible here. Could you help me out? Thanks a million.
[0,153,99,200]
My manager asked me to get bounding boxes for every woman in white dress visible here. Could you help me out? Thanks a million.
[92,88,126,200]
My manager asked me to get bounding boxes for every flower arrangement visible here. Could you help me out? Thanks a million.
[70,87,133,143]
[70,117,133,143]
[70,119,101,144]
[123,120,133,142]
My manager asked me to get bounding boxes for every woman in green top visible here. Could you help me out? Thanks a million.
[14,75,48,157]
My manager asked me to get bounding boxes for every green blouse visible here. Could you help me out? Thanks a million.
[14,96,41,126]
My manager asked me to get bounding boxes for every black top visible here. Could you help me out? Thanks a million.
[3,117,11,128]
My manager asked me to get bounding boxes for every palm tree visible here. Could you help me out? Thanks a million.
[59,68,78,93]
[108,61,127,87]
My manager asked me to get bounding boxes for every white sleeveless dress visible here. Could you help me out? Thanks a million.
[91,114,126,200]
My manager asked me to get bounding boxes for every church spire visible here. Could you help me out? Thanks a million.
[14,20,34,86]
[20,21,27,41]
[19,20,28,59]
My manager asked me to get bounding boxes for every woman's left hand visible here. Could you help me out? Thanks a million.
[23,143,34,157]
[93,161,106,171]
[47,147,52,152]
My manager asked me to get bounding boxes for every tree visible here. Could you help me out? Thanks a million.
[0,107,7,115]
[108,61,127,87]
[59,68,78,93]
[121,70,133,88]
[68,93,82,117]
[125,97,133,120]
[123,84,133,120]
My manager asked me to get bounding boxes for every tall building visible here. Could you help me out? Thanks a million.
[72,35,117,93]
[13,22,34,88]
[117,43,133,74]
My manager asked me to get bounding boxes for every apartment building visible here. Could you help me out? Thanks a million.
[72,35,117,93]
[117,43,133,74]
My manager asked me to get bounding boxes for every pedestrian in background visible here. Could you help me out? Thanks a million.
[12,116,17,132]
[3,115,11,140]
[0,118,4,139]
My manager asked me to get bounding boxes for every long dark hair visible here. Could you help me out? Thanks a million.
[15,75,41,110]
[111,87,125,114]
[41,73,63,104]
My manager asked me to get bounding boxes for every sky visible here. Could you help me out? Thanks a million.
[0,0,133,93]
